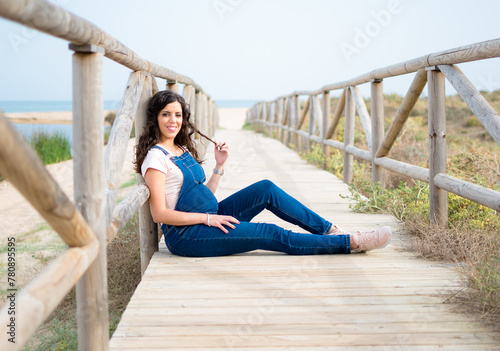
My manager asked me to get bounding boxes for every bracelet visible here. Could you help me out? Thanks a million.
[213,168,224,176]
[206,213,210,227]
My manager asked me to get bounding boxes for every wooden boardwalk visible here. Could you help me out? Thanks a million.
[109,109,500,350]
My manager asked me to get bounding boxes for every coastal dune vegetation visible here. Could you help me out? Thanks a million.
[300,89,500,327]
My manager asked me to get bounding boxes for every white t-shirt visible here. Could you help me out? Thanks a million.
[141,147,184,210]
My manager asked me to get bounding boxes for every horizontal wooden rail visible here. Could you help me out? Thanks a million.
[0,112,96,247]
[0,0,207,94]
[273,38,500,99]
[0,239,99,351]
[106,184,150,244]
[434,173,500,211]
[250,38,500,225]
[374,157,430,183]
[104,71,146,225]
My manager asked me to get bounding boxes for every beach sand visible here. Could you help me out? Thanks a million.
[0,107,248,290]
[5,110,114,124]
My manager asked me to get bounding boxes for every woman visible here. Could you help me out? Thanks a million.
[135,90,391,257]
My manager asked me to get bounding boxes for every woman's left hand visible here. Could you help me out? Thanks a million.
[214,141,229,167]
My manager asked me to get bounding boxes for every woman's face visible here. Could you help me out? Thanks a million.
[157,101,183,142]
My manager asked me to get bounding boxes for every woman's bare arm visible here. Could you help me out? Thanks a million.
[205,141,229,194]
[145,168,238,233]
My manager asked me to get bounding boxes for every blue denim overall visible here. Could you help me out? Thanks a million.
[152,146,351,257]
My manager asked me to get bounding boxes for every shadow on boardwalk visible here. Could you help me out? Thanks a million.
[110,109,500,350]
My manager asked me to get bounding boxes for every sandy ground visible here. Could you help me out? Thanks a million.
[5,110,113,124]
[0,107,248,292]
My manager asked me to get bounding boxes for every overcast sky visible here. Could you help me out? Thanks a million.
[0,0,499,102]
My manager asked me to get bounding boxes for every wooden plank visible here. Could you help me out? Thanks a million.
[109,332,500,348]
[136,278,460,289]
[127,287,459,299]
[121,303,458,316]
[114,312,480,327]
[108,346,499,351]
[125,294,449,307]
[111,321,495,337]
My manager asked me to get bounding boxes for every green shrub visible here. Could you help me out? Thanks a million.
[297,90,500,326]
[465,117,483,127]
[30,130,72,165]
[104,111,117,125]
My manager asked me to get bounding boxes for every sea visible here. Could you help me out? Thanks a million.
[0,99,256,145]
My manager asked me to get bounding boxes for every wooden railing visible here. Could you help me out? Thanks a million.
[248,39,500,226]
[0,0,218,350]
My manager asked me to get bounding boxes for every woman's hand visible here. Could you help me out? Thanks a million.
[214,141,229,168]
[206,214,239,234]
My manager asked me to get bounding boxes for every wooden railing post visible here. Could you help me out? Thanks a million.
[371,79,385,186]
[276,99,282,141]
[208,98,214,137]
[321,91,330,156]
[136,76,158,275]
[343,87,355,184]
[263,102,269,136]
[166,80,179,93]
[291,95,299,149]
[280,98,288,143]
[427,67,448,226]
[269,101,276,138]
[194,91,204,153]
[203,94,210,138]
[307,95,315,152]
[70,43,109,351]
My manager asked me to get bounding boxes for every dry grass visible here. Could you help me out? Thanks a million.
[403,213,500,328]
[23,214,142,351]
[304,90,500,330]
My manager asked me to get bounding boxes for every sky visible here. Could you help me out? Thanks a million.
[0,0,499,102]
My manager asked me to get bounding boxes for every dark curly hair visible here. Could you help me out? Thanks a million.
[134,90,212,174]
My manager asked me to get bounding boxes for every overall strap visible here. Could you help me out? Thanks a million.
[151,145,173,159]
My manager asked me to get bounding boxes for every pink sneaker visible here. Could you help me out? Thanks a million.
[352,226,392,253]
[328,224,349,235]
